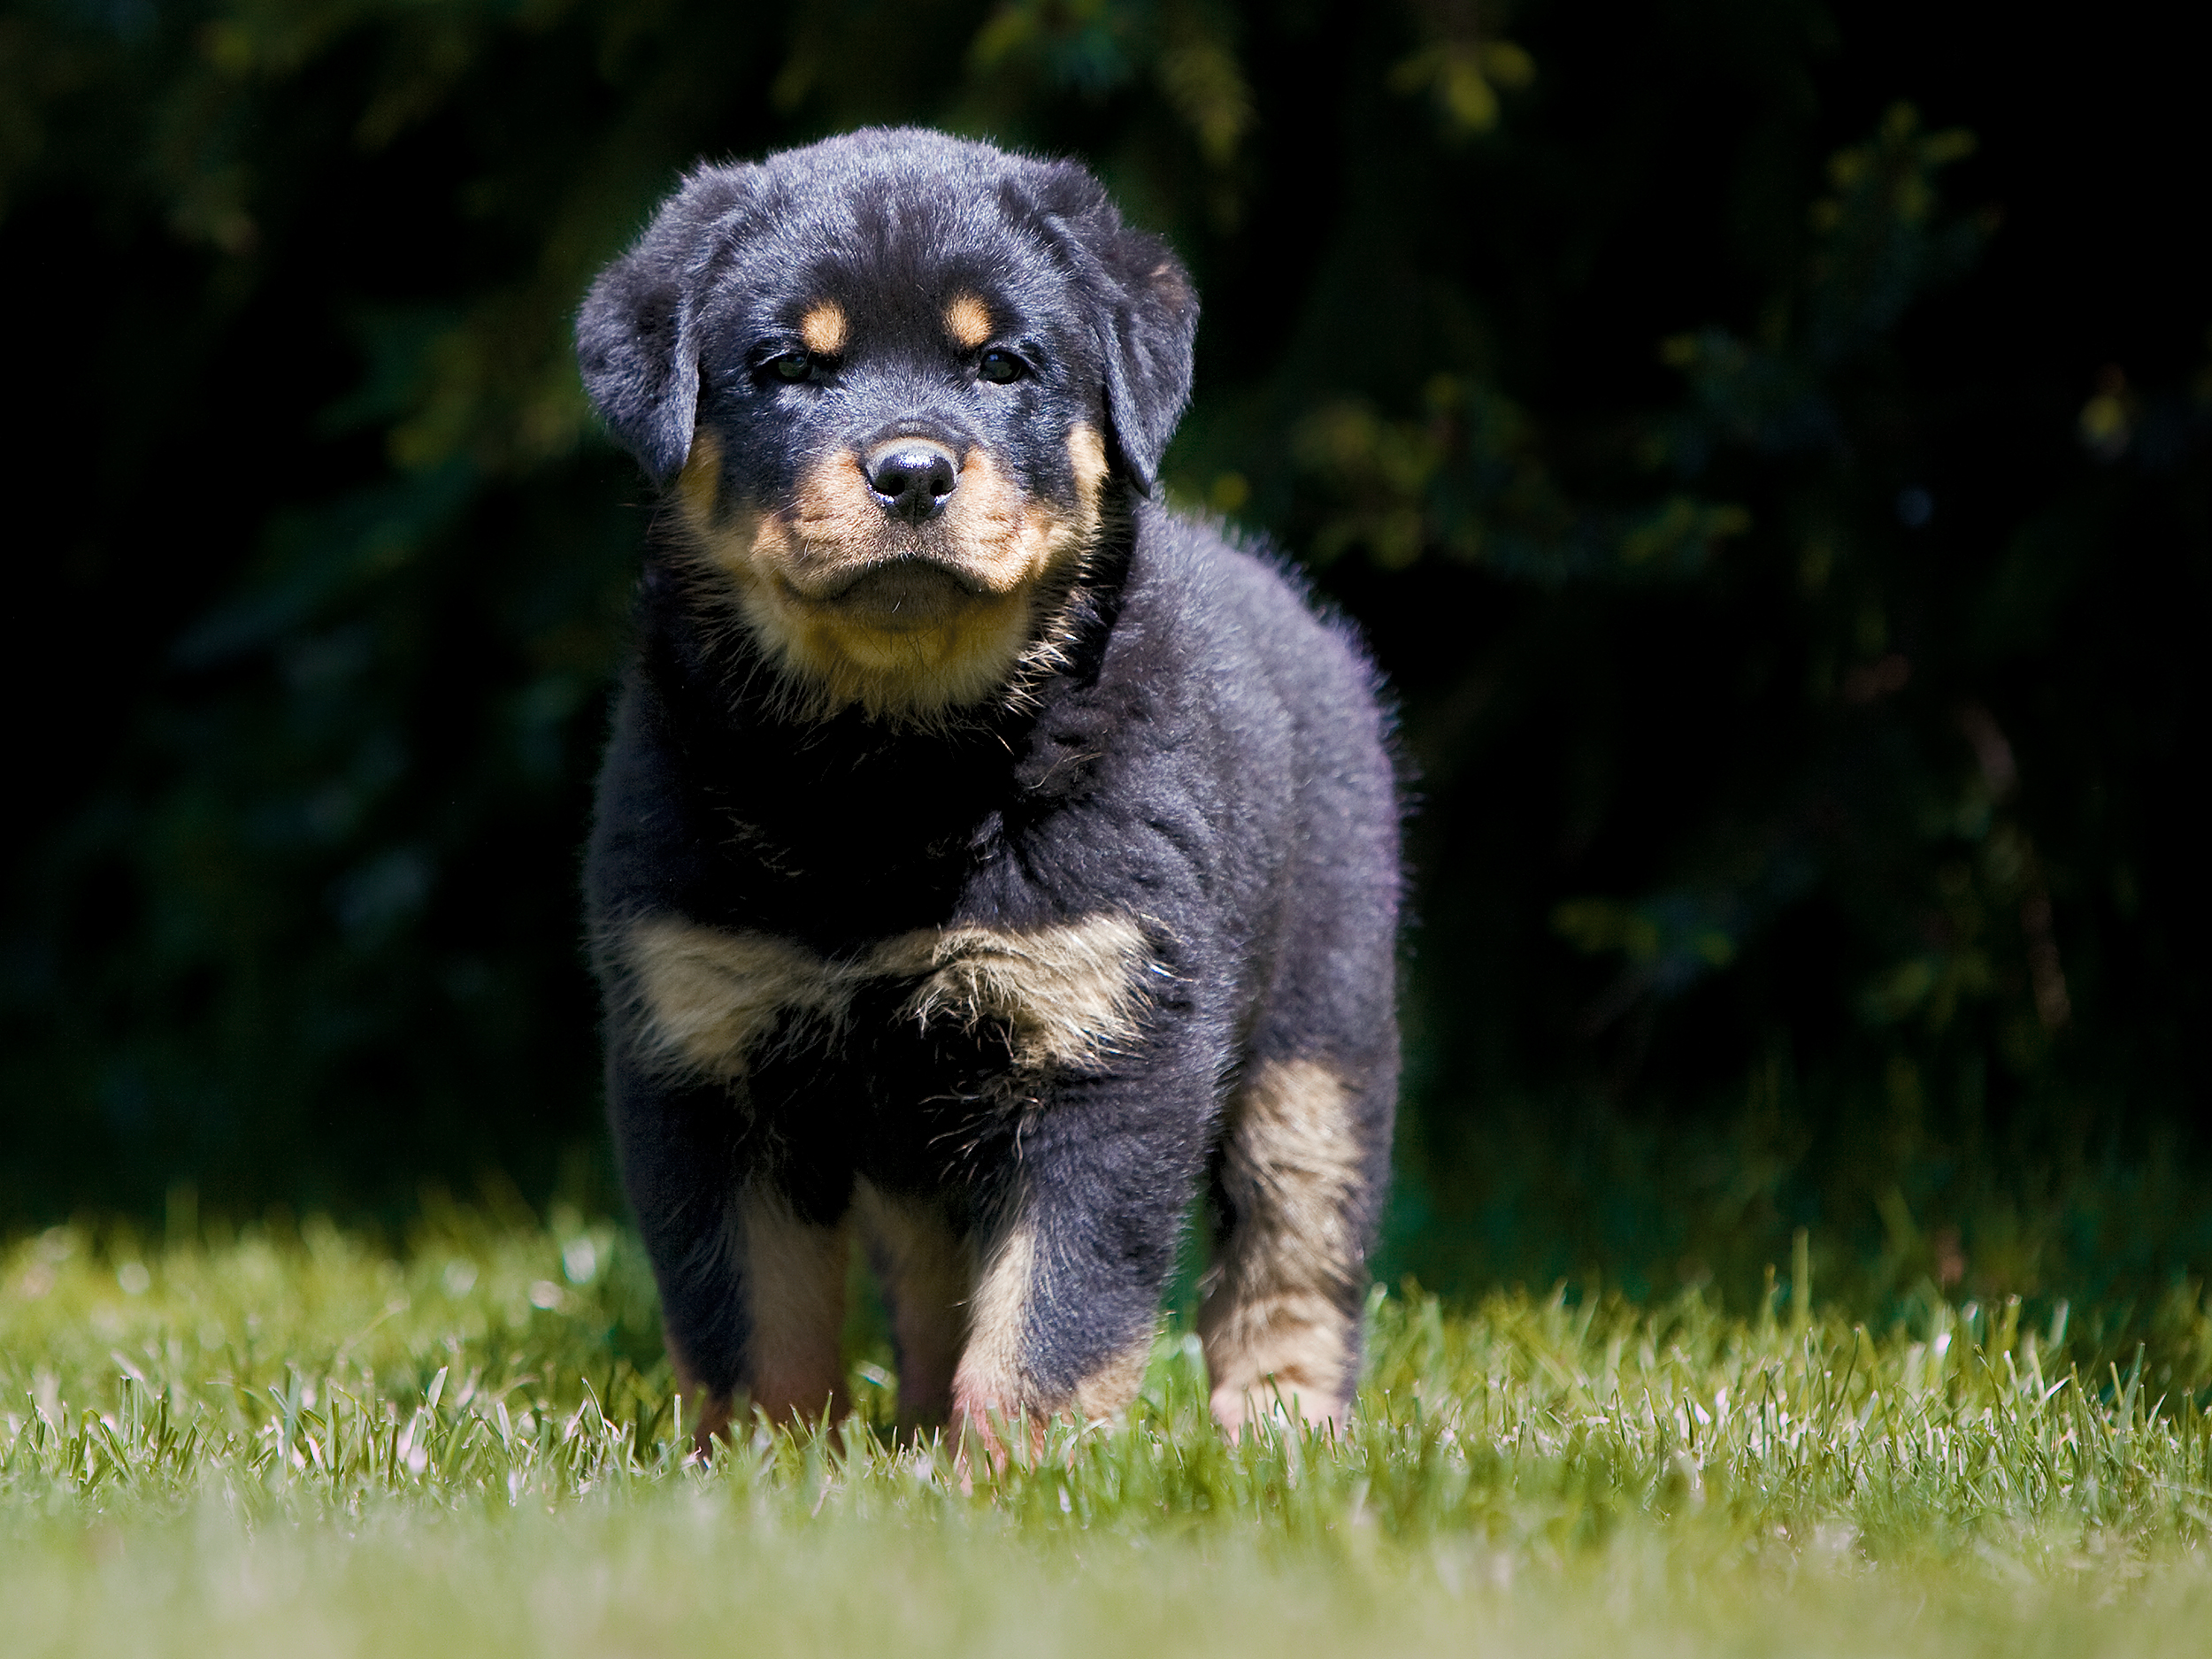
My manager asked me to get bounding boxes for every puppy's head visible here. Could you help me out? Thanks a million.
[579,129,1198,724]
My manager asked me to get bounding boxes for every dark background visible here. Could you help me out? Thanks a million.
[4,0,2208,1316]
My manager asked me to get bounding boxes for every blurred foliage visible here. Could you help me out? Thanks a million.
[2,0,2209,1313]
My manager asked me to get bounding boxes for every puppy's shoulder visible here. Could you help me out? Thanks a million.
[1121,503,1385,718]
[584,669,710,930]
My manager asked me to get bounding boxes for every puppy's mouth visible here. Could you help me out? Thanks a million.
[790,556,990,631]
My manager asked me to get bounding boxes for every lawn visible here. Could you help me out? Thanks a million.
[7,1206,2212,1656]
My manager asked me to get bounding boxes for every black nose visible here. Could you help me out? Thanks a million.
[864,440,959,523]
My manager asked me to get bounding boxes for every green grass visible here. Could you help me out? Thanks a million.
[7,1210,2212,1655]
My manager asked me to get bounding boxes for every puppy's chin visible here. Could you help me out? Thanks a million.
[795,558,986,632]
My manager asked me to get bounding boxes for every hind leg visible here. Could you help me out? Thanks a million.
[853,1180,969,1435]
[1198,1053,1390,1433]
[733,1185,852,1427]
[664,1183,850,1447]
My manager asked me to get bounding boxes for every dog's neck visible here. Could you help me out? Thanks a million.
[622,504,1141,919]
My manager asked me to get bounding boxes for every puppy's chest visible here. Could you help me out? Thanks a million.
[618,910,1156,1118]
[672,710,1078,933]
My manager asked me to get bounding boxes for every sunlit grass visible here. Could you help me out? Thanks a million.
[6,1210,2212,1655]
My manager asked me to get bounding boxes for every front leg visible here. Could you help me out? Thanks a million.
[949,1059,1214,1450]
[607,1056,850,1444]
[864,911,1216,1448]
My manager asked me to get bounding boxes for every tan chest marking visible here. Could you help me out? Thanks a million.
[623,918,849,1079]
[873,911,1153,1071]
[623,911,1155,1080]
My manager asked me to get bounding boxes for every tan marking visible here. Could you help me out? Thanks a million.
[664,423,1108,726]
[1066,422,1109,508]
[993,423,1114,706]
[677,431,722,520]
[667,1186,851,1452]
[949,1190,1156,1457]
[951,1192,1041,1453]
[943,292,993,349]
[799,300,847,356]
[739,1187,851,1425]
[853,1180,972,1430]
[787,449,885,559]
[1198,1058,1366,1434]
[874,912,1153,1072]
[764,446,1087,718]
[624,912,1151,1084]
[624,918,849,1079]
[1072,1326,1157,1422]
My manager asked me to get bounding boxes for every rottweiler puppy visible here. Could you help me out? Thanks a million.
[576,128,1399,1447]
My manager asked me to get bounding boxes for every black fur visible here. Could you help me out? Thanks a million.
[578,129,1398,1434]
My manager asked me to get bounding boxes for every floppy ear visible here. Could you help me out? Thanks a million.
[1033,165,1200,495]
[1094,229,1199,495]
[576,165,755,487]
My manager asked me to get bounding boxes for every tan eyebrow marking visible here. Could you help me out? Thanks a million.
[943,293,993,350]
[800,301,847,356]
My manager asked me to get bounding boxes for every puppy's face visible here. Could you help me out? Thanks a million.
[580,132,1199,724]
[678,208,1114,718]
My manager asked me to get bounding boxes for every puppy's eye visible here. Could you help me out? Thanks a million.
[768,351,816,383]
[977,349,1025,385]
